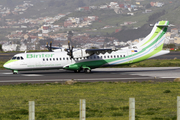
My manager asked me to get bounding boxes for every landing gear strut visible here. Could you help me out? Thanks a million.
[12,70,18,74]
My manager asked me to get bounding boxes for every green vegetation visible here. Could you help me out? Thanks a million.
[0,44,3,51]
[0,61,6,69]
[0,81,179,119]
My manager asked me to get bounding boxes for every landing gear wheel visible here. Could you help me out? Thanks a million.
[74,70,80,73]
[84,68,91,73]
[12,70,18,74]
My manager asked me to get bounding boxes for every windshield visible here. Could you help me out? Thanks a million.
[11,56,24,60]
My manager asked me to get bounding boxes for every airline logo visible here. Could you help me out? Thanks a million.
[27,54,54,58]
[131,50,138,52]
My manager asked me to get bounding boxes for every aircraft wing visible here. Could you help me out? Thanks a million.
[72,48,116,58]
[85,49,115,55]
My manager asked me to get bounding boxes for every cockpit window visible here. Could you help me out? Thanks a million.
[12,57,17,60]
[11,56,24,60]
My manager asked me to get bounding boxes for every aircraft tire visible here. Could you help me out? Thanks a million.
[74,70,80,73]
[84,68,91,73]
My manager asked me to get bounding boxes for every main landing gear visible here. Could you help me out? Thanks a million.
[74,68,92,73]
[84,68,91,73]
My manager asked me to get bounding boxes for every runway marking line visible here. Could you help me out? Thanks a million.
[22,74,43,77]
[1,73,13,75]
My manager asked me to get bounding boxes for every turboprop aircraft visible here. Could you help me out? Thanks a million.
[4,21,170,74]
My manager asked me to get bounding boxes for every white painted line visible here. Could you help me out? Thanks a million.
[21,74,43,77]
[1,73,13,75]
[160,77,178,78]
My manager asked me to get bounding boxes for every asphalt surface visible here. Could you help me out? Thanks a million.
[0,67,179,85]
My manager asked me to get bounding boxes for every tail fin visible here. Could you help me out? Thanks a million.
[135,21,169,50]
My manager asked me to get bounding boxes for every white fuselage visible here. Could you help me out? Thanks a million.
[3,48,169,71]
[4,50,130,70]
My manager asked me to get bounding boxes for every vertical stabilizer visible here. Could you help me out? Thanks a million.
[135,21,169,50]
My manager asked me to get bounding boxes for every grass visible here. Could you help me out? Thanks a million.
[0,82,179,120]
[0,61,6,69]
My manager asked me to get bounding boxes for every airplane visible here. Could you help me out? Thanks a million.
[3,20,170,74]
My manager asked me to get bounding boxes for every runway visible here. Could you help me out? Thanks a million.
[0,67,179,85]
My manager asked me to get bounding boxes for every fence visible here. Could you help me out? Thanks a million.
[27,96,180,120]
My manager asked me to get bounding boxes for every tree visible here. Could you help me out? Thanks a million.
[76,0,86,7]
[0,44,3,51]
[145,3,152,9]
[163,44,176,49]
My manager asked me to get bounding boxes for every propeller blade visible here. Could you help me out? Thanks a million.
[46,42,49,50]
[70,46,74,59]
[66,41,74,59]
[68,41,70,50]
[50,41,52,52]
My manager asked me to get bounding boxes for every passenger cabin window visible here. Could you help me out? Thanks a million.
[53,58,55,61]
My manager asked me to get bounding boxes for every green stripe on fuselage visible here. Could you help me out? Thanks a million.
[4,60,18,65]
[141,26,163,47]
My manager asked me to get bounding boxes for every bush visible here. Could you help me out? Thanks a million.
[163,90,171,93]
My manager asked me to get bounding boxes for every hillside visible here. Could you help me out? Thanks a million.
[0,0,179,18]
[0,0,180,42]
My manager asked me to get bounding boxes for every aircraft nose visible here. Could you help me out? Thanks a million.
[3,61,12,70]
[3,62,9,69]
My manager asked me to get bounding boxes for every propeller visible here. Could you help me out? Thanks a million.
[46,41,52,52]
[67,41,74,59]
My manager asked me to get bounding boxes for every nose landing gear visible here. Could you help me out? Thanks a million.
[12,70,18,74]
